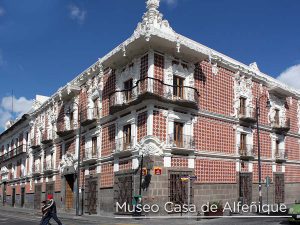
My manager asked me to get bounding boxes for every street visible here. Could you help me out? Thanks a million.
[0,210,292,225]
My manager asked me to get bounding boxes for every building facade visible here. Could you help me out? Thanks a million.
[1,0,300,215]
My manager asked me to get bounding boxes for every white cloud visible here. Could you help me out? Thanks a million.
[162,0,178,7]
[68,4,86,24]
[277,64,300,90]
[0,7,5,16]
[0,96,34,130]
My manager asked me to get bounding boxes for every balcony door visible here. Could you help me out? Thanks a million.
[124,79,133,102]
[239,97,246,116]
[123,124,131,150]
[274,109,280,125]
[174,122,184,148]
[173,76,184,99]
[92,136,97,157]
[240,133,247,154]
[275,140,280,157]
[69,111,74,130]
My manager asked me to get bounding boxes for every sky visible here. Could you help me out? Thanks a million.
[0,0,299,130]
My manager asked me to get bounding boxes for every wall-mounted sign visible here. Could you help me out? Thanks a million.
[154,167,162,175]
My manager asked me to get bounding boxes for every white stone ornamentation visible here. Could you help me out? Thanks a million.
[268,95,286,125]
[138,135,164,156]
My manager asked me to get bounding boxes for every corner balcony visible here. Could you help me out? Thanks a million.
[81,107,100,126]
[114,137,135,156]
[43,160,56,174]
[32,163,41,176]
[31,138,41,149]
[109,77,199,114]
[238,107,257,125]
[82,147,98,165]
[167,134,195,154]
[41,130,54,144]
[56,123,76,138]
[275,150,287,163]
[272,118,290,134]
[238,144,255,160]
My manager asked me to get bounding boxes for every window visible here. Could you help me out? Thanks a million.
[275,140,280,156]
[124,79,133,101]
[174,122,184,147]
[173,76,184,98]
[240,133,247,151]
[93,98,99,118]
[274,109,280,125]
[69,111,74,129]
[123,124,132,149]
[92,136,97,156]
[239,97,246,116]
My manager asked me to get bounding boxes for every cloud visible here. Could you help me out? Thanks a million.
[68,4,86,24]
[277,64,300,90]
[162,0,178,7]
[0,96,34,130]
[0,6,5,16]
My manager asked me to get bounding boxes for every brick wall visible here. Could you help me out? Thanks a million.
[79,88,88,121]
[286,136,300,161]
[102,69,116,117]
[101,124,115,157]
[252,163,272,183]
[194,117,235,154]
[252,82,269,126]
[137,111,147,142]
[194,61,234,116]
[65,139,75,155]
[56,144,62,168]
[253,130,271,158]
[286,164,300,183]
[100,163,114,188]
[119,160,132,171]
[195,159,236,183]
[154,53,164,81]
[56,103,65,132]
[286,98,299,133]
[153,110,166,142]
[171,157,188,168]
[140,54,148,79]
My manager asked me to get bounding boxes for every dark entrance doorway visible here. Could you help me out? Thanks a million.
[2,182,7,206]
[34,184,42,209]
[239,173,252,205]
[12,188,15,207]
[114,173,133,213]
[85,176,98,214]
[21,187,25,207]
[46,183,54,197]
[275,173,284,203]
[65,175,74,210]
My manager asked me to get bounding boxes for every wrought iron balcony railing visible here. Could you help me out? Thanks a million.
[43,160,55,173]
[271,118,290,134]
[275,149,288,163]
[81,107,100,126]
[168,134,195,149]
[41,129,55,144]
[238,106,257,125]
[82,147,98,164]
[0,145,29,163]
[109,77,199,113]
[238,144,255,160]
[114,137,135,153]
[32,163,41,175]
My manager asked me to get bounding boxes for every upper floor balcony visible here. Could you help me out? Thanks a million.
[43,159,56,174]
[271,118,290,134]
[56,121,77,138]
[238,106,257,125]
[81,107,100,126]
[275,149,287,163]
[114,136,135,155]
[109,77,199,114]
[238,144,255,160]
[0,145,29,164]
[82,147,99,165]
[167,134,195,153]
[31,137,41,149]
[32,162,41,176]
[41,129,55,144]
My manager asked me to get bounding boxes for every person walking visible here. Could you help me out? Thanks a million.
[40,194,63,225]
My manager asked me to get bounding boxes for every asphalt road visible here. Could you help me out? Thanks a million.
[0,211,293,225]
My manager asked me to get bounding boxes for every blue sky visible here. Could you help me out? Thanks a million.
[0,0,299,129]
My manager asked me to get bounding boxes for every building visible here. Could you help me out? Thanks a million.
[1,0,300,215]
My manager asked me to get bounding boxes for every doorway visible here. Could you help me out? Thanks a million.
[275,173,285,203]
[239,173,252,205]
[34,184,42,209]
[2,182,6,206]
[65,175,74,210]
[21,187,25,207]
[12,188,15,207]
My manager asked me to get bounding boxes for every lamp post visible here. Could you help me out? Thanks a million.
[66,102,82,216]
[255,95,271,211]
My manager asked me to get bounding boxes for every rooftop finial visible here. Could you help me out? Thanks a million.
[146,0,160,11]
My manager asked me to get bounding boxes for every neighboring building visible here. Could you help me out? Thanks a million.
[1,0,300,215]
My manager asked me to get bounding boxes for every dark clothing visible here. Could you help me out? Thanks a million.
[40,212,62,225]
[40,200,62,225]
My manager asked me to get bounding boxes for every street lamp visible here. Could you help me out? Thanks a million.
[255,95,271,211]
[66,102,82,216]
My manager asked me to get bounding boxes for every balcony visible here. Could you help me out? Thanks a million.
[56,123,76,137]
[43,160,56,174]
[271,118,291,134]
[32,163,41,176]
[275,150,287,163]
[109,77,199,114]
[0,145,29,163]
[114,137,135,155]
[31,138,41,149]
[238,144,255,160]
[168,134,195,153]
[41,130,54,144]
[82,147,98,165]
[81,107,100,126]
[238,107,257,125]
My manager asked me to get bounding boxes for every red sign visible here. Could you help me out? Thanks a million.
[142,168,147,176]
[154,167,162,175]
